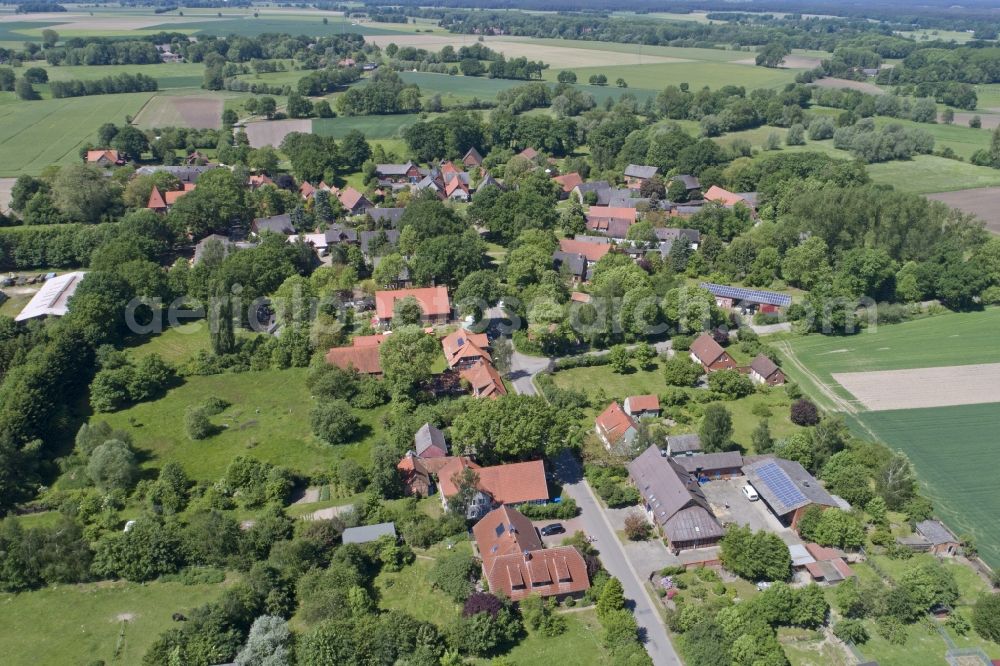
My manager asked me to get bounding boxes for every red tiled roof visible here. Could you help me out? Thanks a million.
[339,186,369,211]
[375,287,451,320]
[690,333,726,366]
[473,506,589,601]
[595,402,637,446]
[570,292,592,303]
[442,328,490,367]
[552,172,583,193]
[352,334,386,347]
[164,190,188,205]
[831,558,854,579]
[248,174,273,187]
[325,345,382,374]
[441,161,460,174]
[461,361,506,398]
[559,238,610,263]
[445,177,468,197]
[299,181,316,198]
[518,147,539,160]
[586,206,638,223]
[704,185,748,208]
[86,149,119,163]
[147,186,167,210]
[804,542,841,562]
[439,459,548,506]
[626,394,660,413]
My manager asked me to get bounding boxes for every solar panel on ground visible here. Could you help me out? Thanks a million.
[755,461,807,511]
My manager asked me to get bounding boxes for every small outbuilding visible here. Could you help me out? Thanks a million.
[342,522,397,544]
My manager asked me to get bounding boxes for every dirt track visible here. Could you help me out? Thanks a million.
[833,363,1000,411]
[927,188,1000,234]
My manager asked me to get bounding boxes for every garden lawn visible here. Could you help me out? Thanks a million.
[124,322,215,363]
[91,368,384,480]
[472,608,609,666]
[0,91,154,176]
[0,579,227,666]
[870,116,991,161]
[373,541,470,627]
[551,363,804,448]
[858,403,1000,569]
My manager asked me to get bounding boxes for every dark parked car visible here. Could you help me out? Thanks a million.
[539,523,565,537]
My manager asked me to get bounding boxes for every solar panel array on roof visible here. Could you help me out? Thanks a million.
[755,461,807,510]
[700,282,792,307]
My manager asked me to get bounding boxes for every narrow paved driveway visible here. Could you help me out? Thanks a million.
[501,335,681,666]
[552,452,681,666]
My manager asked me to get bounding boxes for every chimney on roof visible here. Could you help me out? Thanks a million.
[523,550,532,561]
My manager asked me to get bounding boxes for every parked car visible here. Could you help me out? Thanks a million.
[539,523,565,536]
[742,484,759,501]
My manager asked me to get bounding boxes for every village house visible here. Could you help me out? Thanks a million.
[897,520,962,556]
[552,172,583,199]
[299,181,317,200]
[135,165,214,183]
[375,162,423,185]
[462,147,484,168]
[704,185,755,210]
[359,229,400,259]
[689,333,737,372]
[85,149,123,166]
[247,173,273,189]
[700,282,792,314]
[674,451,744,480]
[585,207,638,239]
[666,433,702,457]
[742,458,840,531]
[460,360,506,399]
[672,174,701,194]
[518,147,539,161]
[414,423,449,458]
[799,543,855,584]
[324,344,383,376]
[628,445,724,552]
[339,187,373,216]
[438,458,549,519]
[251,213,294,236]
[442,328,491,370]
[472,505,590,602]
[366,207,406,228]
[655,227,701,249]
[374,286,451,327]
[623,395,660,419]
[571,180,612,206]
[595,402,638,452]
[624,164,659,190]
[749,353,786,386]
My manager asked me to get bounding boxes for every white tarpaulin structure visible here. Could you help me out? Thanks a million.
[15,272,86,322]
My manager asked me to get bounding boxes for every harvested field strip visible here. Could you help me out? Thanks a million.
[928,187,1000,234]
[858,403,1000,568]
[133,95,222,129]
[833,363,1000,411]
[244,118,311,148]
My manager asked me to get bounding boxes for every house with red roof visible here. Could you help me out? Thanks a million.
[518,147,539,161]
[552,172,583,199]
[473,505,590,601]
[595,402,639,452]
[442,328,491,369]
[460,361,506,399]
[463,147,484,168]
[749,353,785,386]
[689,333,737,372]
[438,458,549,519]
[338,186,373,216]
[299,181,316,200]
[325,345,383,375]
[586,206,638,239]
[704,185,753,209]
[147,186,168,213]
[247,173,273,189]
[624,395,660,419]
[374,286,451,326]
[558,238,610,263]
[86,149,123,166]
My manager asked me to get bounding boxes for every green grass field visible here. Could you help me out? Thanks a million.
[554,61,799,91]
[777,309,1000,406]
[518,38,750,63]
[42,62,206,90]
[0,578,226,666]
[0,91,153,176]
[89,368,383,481]
[871,116,991,161]
[313,113,424,139]
[859,404,1000,568]
[867,154,1000,193]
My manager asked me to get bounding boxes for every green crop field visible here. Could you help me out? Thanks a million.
[42,62,205,90]
[153,15,409,38]
[859,403,1000,568]
[313,113,424,139]
[90,368,384,481]
[868,154,1000,193]
[776,308,1000,406]
[554,61,799,92]
[871,116,992,160]
[0,578,226,666]
[517,37,751,63]
[0,91,154,176]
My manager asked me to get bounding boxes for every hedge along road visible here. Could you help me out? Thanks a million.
[507,345,682,666]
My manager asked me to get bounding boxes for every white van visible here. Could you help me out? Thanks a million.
[742,484,759,501]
